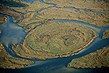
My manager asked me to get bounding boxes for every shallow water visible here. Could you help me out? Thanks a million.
[0,0,109,73]
[0,15,109,73]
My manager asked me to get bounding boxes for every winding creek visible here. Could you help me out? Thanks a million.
[0,0,109,73]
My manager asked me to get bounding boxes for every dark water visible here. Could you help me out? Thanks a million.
[0,67,109,73]
[0,0,27,7]
[23,0,35,3]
